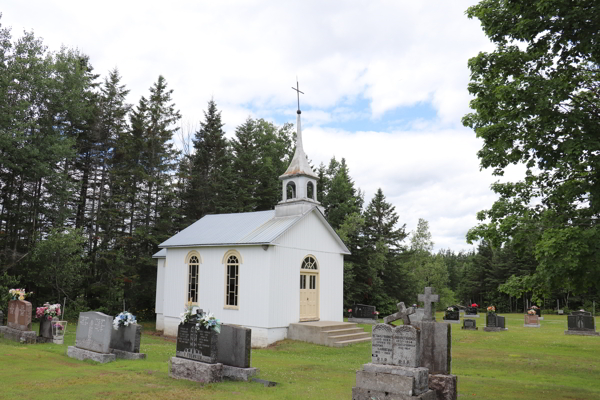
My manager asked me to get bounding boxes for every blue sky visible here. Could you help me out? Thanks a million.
[2,0,523,251]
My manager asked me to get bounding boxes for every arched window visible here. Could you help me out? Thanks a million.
[223,250,242,309]
[286,181,296,200]
[300,255,318,290]
[186,252,201,304]
[307,181,314,200]
[301,255,318,270]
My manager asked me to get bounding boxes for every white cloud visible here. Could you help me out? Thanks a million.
[1,0,518,252]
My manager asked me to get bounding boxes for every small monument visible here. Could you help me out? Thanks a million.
[524,311,541,328]
[484,308,507,332]
[465,304,479,318]
[565,310,599,336]
[353,324,434,399]
[528,306,543,320]
[461,319,478,331]
[0,300,37,344]
[110,322,147,359]
[217,324,258,381]
[348,304,379,324]
[442,306,460,324]
[67,312,116,363]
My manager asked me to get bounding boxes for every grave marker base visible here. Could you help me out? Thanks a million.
[0,326,37,343]
[464,314,479,318]
[429,374,458,400]
[169,357,223,383]
[111,348,147,359]
[441,320,460,324]
[564,330,599,336]
[352,386,436,400]
[483,327,508,332]
[362,363,429,394]
[222,364,259,381]
[461,326,478,330]
[524,324,541,328]
[67,346,116,363]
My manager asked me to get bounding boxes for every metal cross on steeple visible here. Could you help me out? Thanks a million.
[291,79,304,114]
[384,302,416,325]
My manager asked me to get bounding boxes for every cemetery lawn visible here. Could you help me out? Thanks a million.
[1,313,599,400]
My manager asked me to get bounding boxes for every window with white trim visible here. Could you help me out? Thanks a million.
[225,255,240,308]
[187,255,200,304]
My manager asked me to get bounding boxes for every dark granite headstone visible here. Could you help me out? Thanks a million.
[353,304,377,320]
[462,319,477,330]
[110,323,142,353]
[465,306,478,316]
[176,323,218,363]
[443,309,459,321]
[486,313,498,328]
[497,315,506,329]
[567,313,595,331]
[217,324,251,368]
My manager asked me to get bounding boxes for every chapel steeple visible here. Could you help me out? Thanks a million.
[275,80,322,217]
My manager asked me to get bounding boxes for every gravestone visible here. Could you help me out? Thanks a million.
[0,300,36,344]
[465,306,479,318]
[176,323,219,363]
[349,304,379,324]
[565,311,599,336]
[524,314,540,328]
[461,319,477,330]
[529,307,542,319]
[7,300,32,331]
[67,312,116,363]
[484,313,507,332]
[371,324,394,364]
[37,317,55,343]
[170,322,223,383]
[443,307,460,324]
[217,324,258,381]
[384,302,415,325]
[353,324,434,399]
[110,323,146,359]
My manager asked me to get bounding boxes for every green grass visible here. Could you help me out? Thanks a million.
[1,313,599,399]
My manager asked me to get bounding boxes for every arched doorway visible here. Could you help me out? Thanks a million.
[299,255,319,321]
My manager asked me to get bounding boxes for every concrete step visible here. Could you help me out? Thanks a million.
[319,323,358,331]
[322,327,364,335]
[288,321,371,347]
[332,337,373,347]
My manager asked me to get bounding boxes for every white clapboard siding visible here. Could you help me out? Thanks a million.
[155,258,165,314]
[162,246,271,328]
[269,211,344,327]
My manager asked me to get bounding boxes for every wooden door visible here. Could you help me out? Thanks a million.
[300,272,318,321]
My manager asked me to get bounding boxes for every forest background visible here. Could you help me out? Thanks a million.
[1,1,599,321]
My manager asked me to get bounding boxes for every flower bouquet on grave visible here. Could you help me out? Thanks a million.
[486,305,496,314]
[113,311,137,330]
[52,320,67,344]
[36,303,62,320]
[527,309,537,315]
[179,303,221,333]
[347,308,353,318]
[9,288,33,301]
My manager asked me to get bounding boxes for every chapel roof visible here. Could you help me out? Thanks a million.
[158,207,349,254]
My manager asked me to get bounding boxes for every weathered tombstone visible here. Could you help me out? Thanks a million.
[348,304,379,324]
[110,323,146,359]
[442,307,460,324]
[353,324,434,399]
[461,319,477,331]
[384,302,415,325]
[371,324,394,364]
[217,324,258,381]
[565,311,599,336]
[0,300,36,344]
[524,314,540,328]
[412,287,458,400]
[484,313,507,332]
[67,312,116,363]
[411,308,425,322]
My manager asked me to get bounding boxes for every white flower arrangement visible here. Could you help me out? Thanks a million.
[113,311,137,330]
[180,303,221,333]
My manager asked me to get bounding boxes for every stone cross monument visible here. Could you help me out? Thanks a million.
[384,302,416,325]
[418,287,440,322]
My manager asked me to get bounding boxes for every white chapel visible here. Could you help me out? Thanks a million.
[153,97,350,347]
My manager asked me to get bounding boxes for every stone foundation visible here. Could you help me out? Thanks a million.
[67,346,116,363]
[111,348,147,359]
[169,357,223,383]
[429,374,457,400]
[222,365,259,381]
[362,363,429,395]
[0,326,37,344]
